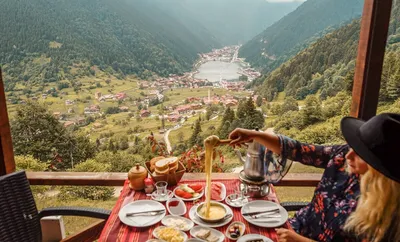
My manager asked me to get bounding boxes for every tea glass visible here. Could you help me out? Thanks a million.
[155,181,168,198]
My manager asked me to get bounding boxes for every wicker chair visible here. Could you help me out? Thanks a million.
[281,201,309,211]
[0,171,111,242]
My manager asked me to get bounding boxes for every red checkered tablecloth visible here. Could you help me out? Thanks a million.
[99,179,290,242]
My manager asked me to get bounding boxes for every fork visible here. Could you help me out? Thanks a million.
[126,210,164,217]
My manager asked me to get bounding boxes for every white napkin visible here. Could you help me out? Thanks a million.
[126,204,162,226]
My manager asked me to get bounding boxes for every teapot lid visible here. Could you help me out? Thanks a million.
[130,163,146,174]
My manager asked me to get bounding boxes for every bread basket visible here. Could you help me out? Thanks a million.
[145,160,185,186]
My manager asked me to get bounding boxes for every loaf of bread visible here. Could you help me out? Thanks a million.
[154,157,179,175]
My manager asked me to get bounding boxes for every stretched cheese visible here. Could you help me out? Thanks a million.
[203,135,220,218]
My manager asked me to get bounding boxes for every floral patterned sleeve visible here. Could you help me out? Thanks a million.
[278,135,346,169]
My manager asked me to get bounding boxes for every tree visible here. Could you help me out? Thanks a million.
[189,119,202,147]
[11,102,95,169]
[281,97,299,114]
[256,96,263,107]
[205,106,212,121]
[300,95,324,126]
[236,97,265,130]
[177,132,185,143]
[217,107,235,138]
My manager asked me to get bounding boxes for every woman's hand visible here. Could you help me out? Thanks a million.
[276,228,313,242]
[228,128,254,147]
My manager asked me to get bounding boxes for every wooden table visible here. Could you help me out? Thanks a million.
[98,178,290,242]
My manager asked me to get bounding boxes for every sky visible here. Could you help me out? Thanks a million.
[266,0,306,2]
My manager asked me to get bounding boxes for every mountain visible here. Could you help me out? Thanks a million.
[239,0,364,71]
[152,0,302,45]
[0,0,220,86]
[256,0,400,103]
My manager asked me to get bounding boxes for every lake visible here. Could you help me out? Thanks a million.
[194,61,241,82]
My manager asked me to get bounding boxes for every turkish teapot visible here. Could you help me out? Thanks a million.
[236,138,266,181]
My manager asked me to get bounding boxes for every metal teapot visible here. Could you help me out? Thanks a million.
[236,139,266,181]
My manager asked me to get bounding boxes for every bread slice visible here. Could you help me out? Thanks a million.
[168,162,179,174]
[150,156,165,172]
[195,229,211,240]
[155,159,169,171]
[167,157,178,168]
[155,167,170,175]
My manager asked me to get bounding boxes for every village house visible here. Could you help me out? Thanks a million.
[99,94,114,102]
[115,92,127,100]
[76,117,86,126]
[167,114,182,122]
[223,99,238,107]
[93,123,103,129]
[65,99,74,105]
[63,121,75,128]
[175,105,192,114]
[84,105,100,114]
[53,112,61,119]
[190,103,203,110]
[94,92,102,100]
[140,109,151,118]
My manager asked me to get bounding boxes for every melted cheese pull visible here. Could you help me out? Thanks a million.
[203,135,221,218]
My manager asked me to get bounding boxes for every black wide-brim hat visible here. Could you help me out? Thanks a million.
[341,113,400,183]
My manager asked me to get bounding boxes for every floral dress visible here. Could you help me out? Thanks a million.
[277,136,360,242]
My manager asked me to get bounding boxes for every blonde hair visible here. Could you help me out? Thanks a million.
[345,165,400,241]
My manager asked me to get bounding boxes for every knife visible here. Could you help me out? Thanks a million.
[126,209,165,217]
[242,208,279,216]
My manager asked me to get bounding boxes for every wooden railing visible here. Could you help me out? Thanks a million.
[27,172,322,187]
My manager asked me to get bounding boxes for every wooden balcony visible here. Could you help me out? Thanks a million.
[26,171,322,187]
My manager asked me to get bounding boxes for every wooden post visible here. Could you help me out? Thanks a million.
[350,0,393,120]
[0,68,15,175]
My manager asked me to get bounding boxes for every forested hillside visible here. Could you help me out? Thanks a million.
[239,0,363,72]
[155,0,302,45]
[0,0,219,88]
[255,0,400,103]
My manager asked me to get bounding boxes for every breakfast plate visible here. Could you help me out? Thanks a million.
[205,182,227,202]
[188,203,233,228]
[190,225,225,242]
[118,200,166,227]
[241,200,288,228]
[153,226,188,242]
[237,234,273,242]
[173,184,204,201]
[161,215,194,231]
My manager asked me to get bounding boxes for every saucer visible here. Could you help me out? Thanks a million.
[151,190,174,202]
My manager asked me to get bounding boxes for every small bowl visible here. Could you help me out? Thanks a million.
[166,198,187,216]
[195,201,228,223]
[225,221,246,240]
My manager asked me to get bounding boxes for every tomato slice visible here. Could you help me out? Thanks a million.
[188,184,203,193]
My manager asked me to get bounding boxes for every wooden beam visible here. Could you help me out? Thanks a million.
[26,171,322,187]
[0,68,15,175]
[350,0,393,120]
[61,220,105,242]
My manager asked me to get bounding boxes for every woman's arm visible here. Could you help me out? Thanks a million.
[276,228,316,242]
[229,128,346,169]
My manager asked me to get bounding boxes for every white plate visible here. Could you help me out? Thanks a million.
[186,239,203,242]
[173,185,204,201]
[237,234,273,242]
[146,239,166,242]
[166,198,187,216]
[225,194,249,208]
[190,226,225,242]
[118,200,166,228]
[205,182,227,202]
[241,201,288,228]
[161,215,194,231]
[151,190,174,202]
[153,226,188,242]
[189,203,233,228]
